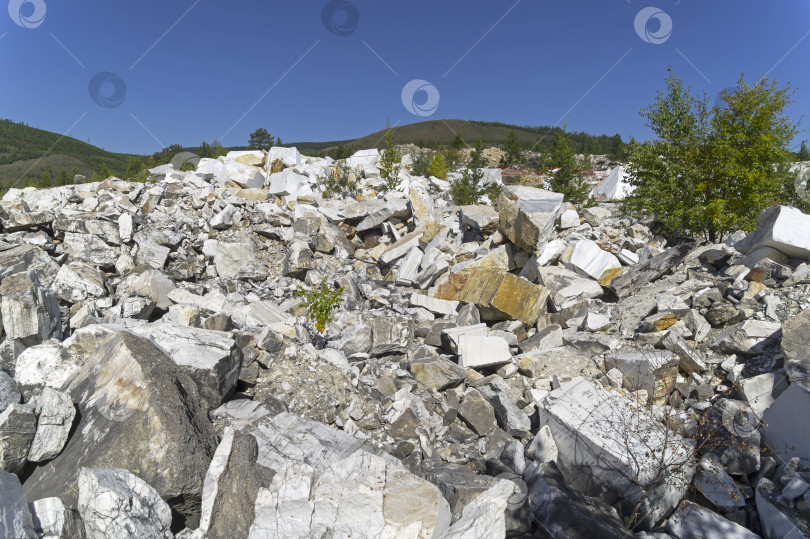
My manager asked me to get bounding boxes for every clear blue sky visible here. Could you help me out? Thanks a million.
[2,0,809,154]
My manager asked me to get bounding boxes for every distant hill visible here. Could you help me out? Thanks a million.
[0,118,626,189]
[291,119,624,156]
[0,119,137,189]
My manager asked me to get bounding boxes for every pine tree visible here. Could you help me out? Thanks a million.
[799,140,810,161]
[57,170,69,186]
[248,128,274,151]
[548,130,591,207]
[40,172,52,188]
[449,134,465,151]
[450,139,487,205]
[198,141,212,159]
[607,133,625,162]
[500,130,523,167]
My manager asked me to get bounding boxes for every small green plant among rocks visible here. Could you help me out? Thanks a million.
[322,161,358,198]
[449,139,502,205]
[379,122,401,191]
[296,280,344,333]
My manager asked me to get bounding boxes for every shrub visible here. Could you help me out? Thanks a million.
[296,280,344,334]
[322,161,358,198]
[427,152,449,180]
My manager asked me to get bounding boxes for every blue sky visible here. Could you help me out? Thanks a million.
[2,0,809,154]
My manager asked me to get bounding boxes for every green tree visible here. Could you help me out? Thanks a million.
[427,152,449,180]
[625,70,800,241]
[211,140,228,158]
[249,128,275,151]
[607,133,626,162]
[40,172,52,188]
[379,122,401,190]
[57,170,69,186]
[199,141,215,159]
[500,130,524,167]
[411,150,433,177]
[71,166,79,179]
[449,134,465,151]
[548,129,591,206]
[125,157,144,179]
[798,140,810,161]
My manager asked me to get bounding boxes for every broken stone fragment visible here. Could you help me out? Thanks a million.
[78,467,173,539]
[435,269,550,327]
[711,320,782,355]
[525,460,633,539]
[408,356,466,390]
[0,469,36,538]
[498,186,564,254]
[561,239,621,281]
[457,334,512,369]
[196,428,273,539]
[665,500,759,539]
[604,350,678,404]
[459,204,500,234]
[609,242,696,300]
[538,377,693,529]
[202,239,256,279]
[27,387,75,462]
[0,403,36,474]
[734,205,810,260]
[23,332,218,522]
[53,261,107,303]
[28,496,82,539]
[458,389,497,436]
[0,271,61,348]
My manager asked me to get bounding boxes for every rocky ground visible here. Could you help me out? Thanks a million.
[0,146,808,538]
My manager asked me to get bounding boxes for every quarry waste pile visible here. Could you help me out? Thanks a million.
[0,145,808,538]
